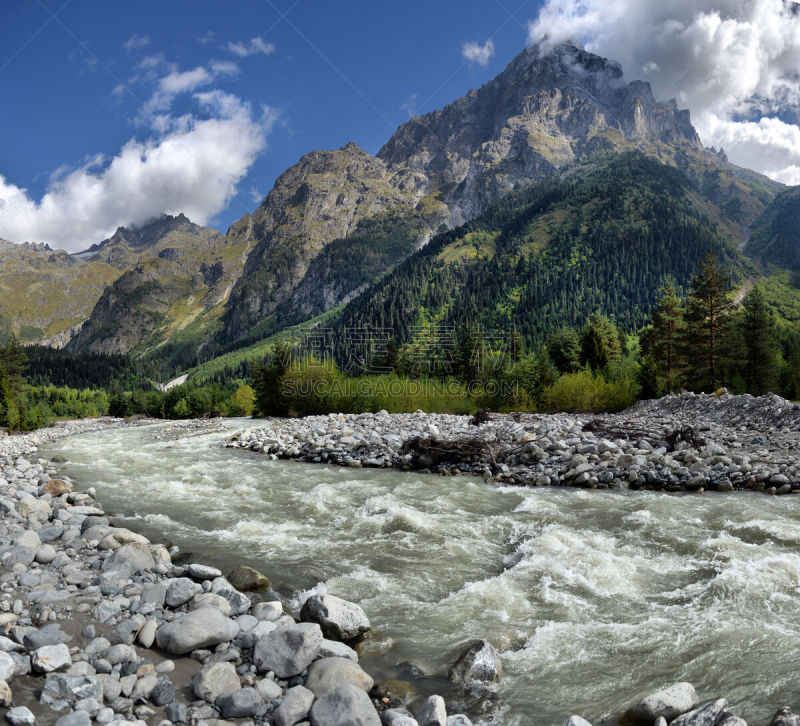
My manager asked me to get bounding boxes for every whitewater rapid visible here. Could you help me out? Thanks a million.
[44,421,800,725]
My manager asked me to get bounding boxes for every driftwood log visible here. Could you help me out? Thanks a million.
[582,419,705,451]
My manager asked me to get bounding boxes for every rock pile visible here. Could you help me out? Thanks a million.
[229,392,800,495]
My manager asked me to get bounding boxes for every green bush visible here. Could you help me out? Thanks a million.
[542,368,638,413]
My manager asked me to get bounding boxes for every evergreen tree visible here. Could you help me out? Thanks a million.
[252,341,296,416]
[681,251,738,391]
[740,285,779,394]
[581,313,622,370]
[548,328,582,373]
[0,363,10,428]
[0,336,27,395]
[641,277,684,393]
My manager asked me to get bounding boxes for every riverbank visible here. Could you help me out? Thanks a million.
[1,417,486,726]
[1,397,799,726]
[228,391,800,495]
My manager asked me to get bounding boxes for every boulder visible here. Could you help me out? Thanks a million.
[253,601,283,621]
[564,718,592,726]
[446,717,473,726]
[300,594,371,641]
[627,682,699,724]
[55,712,90,726]
[40,674,102,706]
[192,661,241,703]
[44,479,72,496]
[227,565,271,592]
[155,608,239,655]
[671,700,730,726]
[165,577,199,607]
[305,657,374,697]
[187,563,222,580]
[253,622,322,678]
[6,706,36,726]
[417,695,447,726]
[255,677,283,702]
[447,640,501,684]
[0,652,16,681]
[190,592,232,615]
[216,687,267,718]
[274,685,315,726]
[102,543,155,574]
[31,643,72,673]
[310,683,381,726]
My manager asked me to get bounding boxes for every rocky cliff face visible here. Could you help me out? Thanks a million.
[221,40,722,343]
[222,143,446,339]
[0,241,120,346]
[67,215,254,357]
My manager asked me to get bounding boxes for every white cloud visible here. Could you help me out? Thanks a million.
[226,37,276,58]
[462,39,495,67]
[527,0,800,184]
[0,96,275,251]
[123,34,150,51]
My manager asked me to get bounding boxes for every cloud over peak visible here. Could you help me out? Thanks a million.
[528,0,800,184]
[462,39,495,67]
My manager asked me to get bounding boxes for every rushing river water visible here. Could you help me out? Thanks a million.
[43,421,800,726]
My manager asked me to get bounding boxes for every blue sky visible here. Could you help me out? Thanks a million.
[0,0,541,250]
[2,0,799,251]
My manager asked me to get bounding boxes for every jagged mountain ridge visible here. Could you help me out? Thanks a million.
[66,214,255,359]
[1,40,787,366]
[220,40,776,345]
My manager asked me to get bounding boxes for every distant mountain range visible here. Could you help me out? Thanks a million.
[1,40,797,377]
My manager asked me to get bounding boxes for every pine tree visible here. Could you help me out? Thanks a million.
[641,277,684,393]
[548,328,582,373]
[741,285,779,394]
[0,336,27,395]
[681,251,738,392]
[581,313,622,371]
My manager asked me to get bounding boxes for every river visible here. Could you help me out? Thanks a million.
[43,420,800,726]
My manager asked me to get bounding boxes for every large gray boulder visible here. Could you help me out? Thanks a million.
[155,607,239,655]
[192,661,241,702]
[628,682,699,724]
[216,687,267,718]
[301,594,371,641]
[310,683,381,726]
[447,640,501,684]
[165,577,199,607]
[0,652,15,681]
[274,685,315,726]
[417,695,447,726]
[253,622,322,678]
[31,644,71,673]
[305,657,374,697]
[40,674,102,706]
[671,700,730,726]
[102,543,155,573]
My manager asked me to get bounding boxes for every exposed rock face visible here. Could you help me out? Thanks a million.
[377,41,701,227]
[67,214,253,356]
[221,40,728,344]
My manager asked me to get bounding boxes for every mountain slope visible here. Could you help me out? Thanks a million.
[220,40,778,346]
[67,215,255,363]
[0,241,120,346]
[746,187,800,269]
[328,152,751,357]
